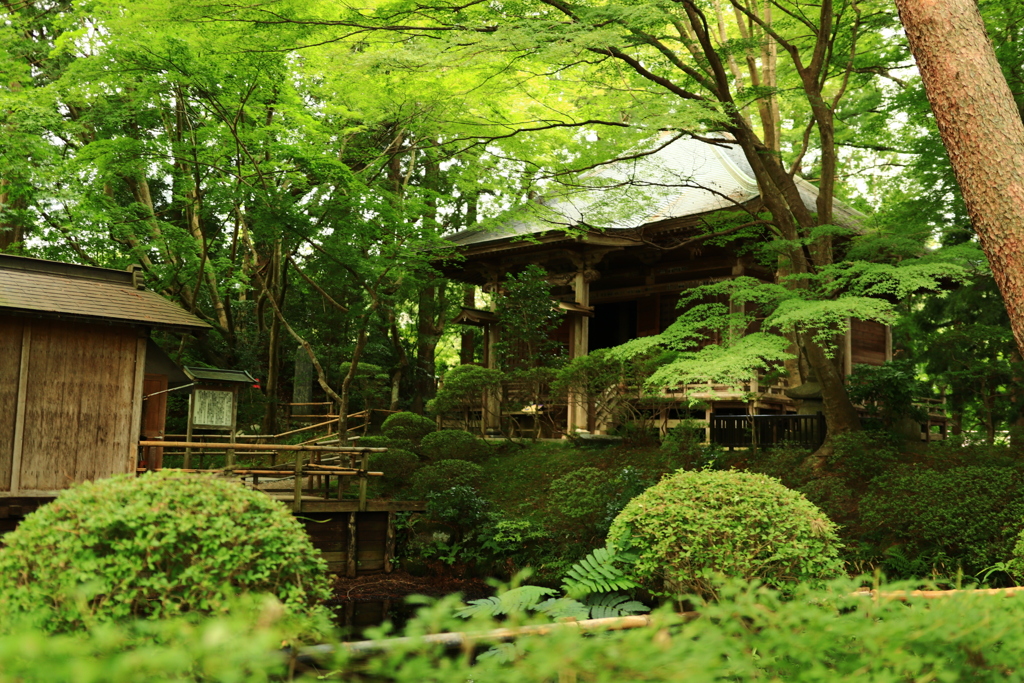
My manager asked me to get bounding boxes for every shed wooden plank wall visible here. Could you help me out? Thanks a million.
[0,317,143,494]
[0,321,24,491]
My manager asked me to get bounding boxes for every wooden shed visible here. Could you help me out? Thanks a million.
[0,255,209,499]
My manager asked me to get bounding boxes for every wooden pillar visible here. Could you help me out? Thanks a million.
[184,393,195,469]
[292,450,304,513]
[567,271,590,434]
[460,288,476,365]
[129,335,147,474]
[384,511,396,573]
[483,323,501,436]
[9,325,31,494]
[347,511,358,578]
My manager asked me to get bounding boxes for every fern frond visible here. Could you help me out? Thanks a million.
[455,585,557,619]
[536,597,590,620]
[585,592,651,619]
[562,544,639,599]
[455,596,503,619]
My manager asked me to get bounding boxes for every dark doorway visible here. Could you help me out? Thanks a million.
[590,300,638,351]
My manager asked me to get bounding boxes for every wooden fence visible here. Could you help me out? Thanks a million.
[709,414,826,450]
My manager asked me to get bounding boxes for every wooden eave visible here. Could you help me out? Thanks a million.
[453,308,499,326]
[558,301,594,317]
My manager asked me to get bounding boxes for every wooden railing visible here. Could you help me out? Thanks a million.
[137,440,386,512]
[709,414,826,450]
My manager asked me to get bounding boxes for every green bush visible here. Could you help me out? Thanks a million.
[368,448,420,494]
[0,471,331,632]
[825,430,902,484]
[798,476,857,528]
[426,486,492,536]
[410,460,485,498]
[420,429,489,463]
[547,467,616,539]
[607,470,844,596]
[381,411,436,443]
[861,466,1024,574]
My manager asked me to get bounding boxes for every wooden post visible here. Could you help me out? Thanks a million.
[384,511,397,573]
[226,387,238,468]
[358,474,368,512]
[347,512,358,578]
[293,450,304,513]
[483,324,501,436]
[184,392,195,469]
[129,335,148,474]
[9,325,31,495]
[567,271,591,434]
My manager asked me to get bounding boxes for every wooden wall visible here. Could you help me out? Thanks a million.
[0,320,24,492]
[0,317,145,494]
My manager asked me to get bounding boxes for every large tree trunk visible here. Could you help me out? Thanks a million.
[896,0,1024,357]
[411,284,447,414]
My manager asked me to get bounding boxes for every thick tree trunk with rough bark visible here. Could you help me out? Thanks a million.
[896,0,1024,357]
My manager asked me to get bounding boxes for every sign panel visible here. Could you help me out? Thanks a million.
[192,389,235,429]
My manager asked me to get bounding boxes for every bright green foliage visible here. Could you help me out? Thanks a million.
[456,584,648,621]
[494,264,564,371]
[0,596,308,683]
[561,542,640,598]
[582,593,650,619]
[409,460,485,498]
[419,430,490,463]
[381,412,436,443]
[456,585,557,618]
[607,470,844,596]
[861,466,1024,574]
[0,471,331,633]
[14,579,1024,681]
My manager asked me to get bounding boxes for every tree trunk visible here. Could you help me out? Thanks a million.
[262,241,284,435]
[411,284,446,413]
[388,312,410,412]
[896,0,1024,357]
[802,332,862,446]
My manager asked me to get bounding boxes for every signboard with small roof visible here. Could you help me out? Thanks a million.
[183,366,258,467]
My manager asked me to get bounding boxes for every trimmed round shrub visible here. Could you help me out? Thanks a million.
[426,485,492,532]
[381,411,436,443]
[410,460,485,498]
[861,466,1024,574]
[0,471,331,632]
[607,470,843,597]
[420,429,489,463]
[368,448,420,495]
